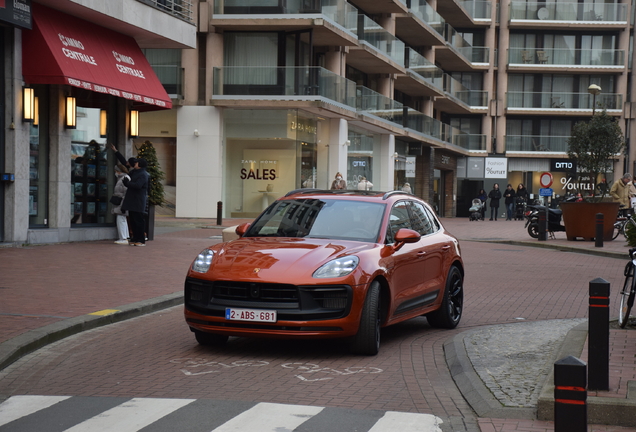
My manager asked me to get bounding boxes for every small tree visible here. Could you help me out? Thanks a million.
[566,110,625,201]
[136,140,166,206]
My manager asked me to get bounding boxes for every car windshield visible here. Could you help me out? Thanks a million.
[244,198,386,242]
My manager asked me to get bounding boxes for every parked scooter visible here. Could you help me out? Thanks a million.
[524,196,578,239]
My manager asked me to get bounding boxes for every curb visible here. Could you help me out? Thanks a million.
[0,292,183,371]
[537,322,636,427]
[464,239,625,260]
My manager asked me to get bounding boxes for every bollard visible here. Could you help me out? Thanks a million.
[538,208,547,241]
[588,278,610,391]
[595,213,604,248]
[217,201,223,226]
[554,356,587,432]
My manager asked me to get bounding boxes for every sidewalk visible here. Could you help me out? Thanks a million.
[1,214,635,431]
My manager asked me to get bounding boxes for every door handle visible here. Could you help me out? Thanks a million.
[417,251,426,257]
[441,245,451,251]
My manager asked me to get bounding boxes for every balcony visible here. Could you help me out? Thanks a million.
[150,65,184,99]
[436,25,487,71]
[506,91,623,115]
[137,0,194,23]
[395,0,446,47]
[508,48,625,72]
[437,0,492,27]
[212,66,357,115]
[505,135,569,153]
[357,86,405,131]
[348,15,406,74]
[454,133,487,151]
[342,0,407,14]
[509,1,627,28]
[395,49,445,98]
[211,0,359,47]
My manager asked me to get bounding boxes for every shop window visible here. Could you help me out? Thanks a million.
[71,107,115,225]
[347,128,375,189]
[29,88,48,227]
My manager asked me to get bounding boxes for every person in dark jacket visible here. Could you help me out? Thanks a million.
[478,188,488,219]
[516,183,529,202]
[503,184,516,221]
[121,158,150,246]
[488,183,502,221]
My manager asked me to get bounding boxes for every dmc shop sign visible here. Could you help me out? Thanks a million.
[484,157,508,179]
[550,159,576,173]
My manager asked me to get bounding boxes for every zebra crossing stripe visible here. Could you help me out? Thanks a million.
[0,395,71,427]
[62,397,195,432]
[211,402,324,432]
[368,411,443,432]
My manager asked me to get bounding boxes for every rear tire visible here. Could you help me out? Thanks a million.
[194,330,229,346]
[619,263,635,328]
[351,281,381,356]
[528,222,539,239]
[427,266,463,329]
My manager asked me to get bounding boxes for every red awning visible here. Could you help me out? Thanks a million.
[22,4,172,110]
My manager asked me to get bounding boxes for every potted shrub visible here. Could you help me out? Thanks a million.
[561,110,625,241]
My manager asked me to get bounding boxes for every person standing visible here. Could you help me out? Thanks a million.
[503,184,516,220]
[401,182,412,194]
[121,158,150,246]
[488,183,501,221]
[478,188,488,219]
[610,173,632,212]
[516,183,529,202]
[111,164,130,244]
[357,176,373,191]
[330,172,346,190]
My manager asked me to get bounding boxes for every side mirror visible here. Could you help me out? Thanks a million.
[235,223,251,237]
[394,228,421,244]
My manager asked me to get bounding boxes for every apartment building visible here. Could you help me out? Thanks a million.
[137,0,633,220]
[0,0,196,244]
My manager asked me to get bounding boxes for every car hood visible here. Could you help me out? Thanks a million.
[207,237,375,282]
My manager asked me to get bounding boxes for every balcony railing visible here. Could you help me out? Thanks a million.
[149,65,184,98]
[454,134,487,151]
[508,47,625,67]
[453,88,488,107]
[358,15,405,65]
[137,0,193,23]
[409,0,445,38]
[407,49,444,91]
[509,1,627,22]
[214,0,358,33]
[506,135,569,153]
[456,46,489,63]
[357,86,404,125]
[506,91,622,110]
[459,0,491,20]
[213,66,357,108]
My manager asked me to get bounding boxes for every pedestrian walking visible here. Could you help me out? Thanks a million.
[503,184,516,220]
[488,183,501,221]
[111,164,130,245]
[121,158,150,246]
[610,173,632,213]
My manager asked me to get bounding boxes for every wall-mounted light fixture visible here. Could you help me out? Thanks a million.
[193,129,199,137]
[100,109,107,137]
[130,110,139,137]
[22,87,35,122]
[33,97,39,127]
[65,96,76,128]
[344,140,351,146]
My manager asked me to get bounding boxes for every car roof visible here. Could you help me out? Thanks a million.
[283,189,416,202]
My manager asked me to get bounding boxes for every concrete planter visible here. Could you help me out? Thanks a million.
[559,201,620,241]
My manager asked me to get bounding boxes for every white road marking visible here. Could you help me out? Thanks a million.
[62,397,195,432]
[368,411,444,432]
[0,395,71,426]
[211,402,323,432]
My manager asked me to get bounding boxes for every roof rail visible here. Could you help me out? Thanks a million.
[382,190,413,200]
[284,188,323,197]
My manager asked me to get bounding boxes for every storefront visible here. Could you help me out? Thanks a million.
[11,3,171,243]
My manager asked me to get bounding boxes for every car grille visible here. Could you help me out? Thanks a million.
[185,277,352,321]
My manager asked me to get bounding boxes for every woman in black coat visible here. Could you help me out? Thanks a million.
[488,183,502,221]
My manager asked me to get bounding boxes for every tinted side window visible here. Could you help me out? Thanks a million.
[423,204,441,232]
[387,201,411,243]
[409,201,434,236]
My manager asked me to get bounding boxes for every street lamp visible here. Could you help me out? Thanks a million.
[588,84,601,115]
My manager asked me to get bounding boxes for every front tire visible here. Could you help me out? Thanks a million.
[194,330,229,346]
[427,266,463,329]
[351,281,381,356]
[528,222,539,239]
[619,263,635,328]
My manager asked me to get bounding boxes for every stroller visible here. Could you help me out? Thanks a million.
[514,196,526,220]
[469,198,484,221]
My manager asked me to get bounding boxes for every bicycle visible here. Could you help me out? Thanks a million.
[613,208,636,240]
[618,247,636,328]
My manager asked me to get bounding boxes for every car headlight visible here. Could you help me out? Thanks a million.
[313,256,359,278]
[192,248,214,273]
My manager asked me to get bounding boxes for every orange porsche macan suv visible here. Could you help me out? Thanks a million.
[184,189,464,355]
